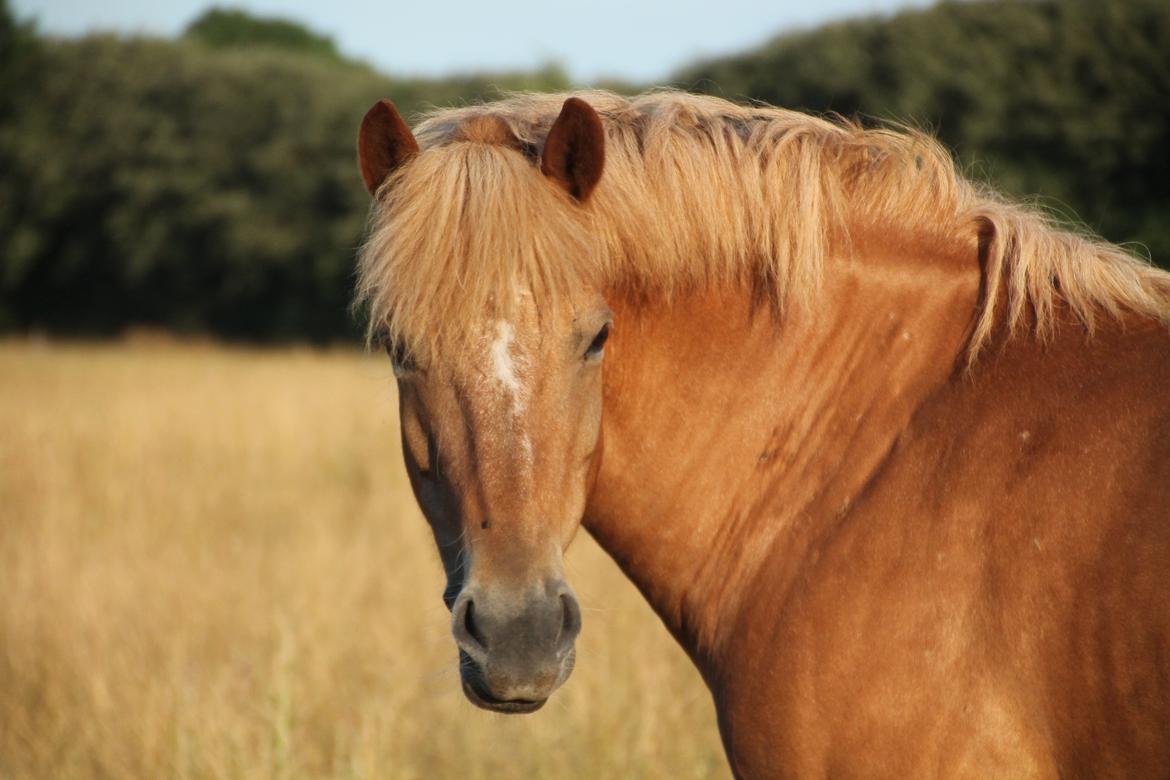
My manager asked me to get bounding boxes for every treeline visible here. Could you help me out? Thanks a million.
[0,5,571,340]
[1,0,1167,341]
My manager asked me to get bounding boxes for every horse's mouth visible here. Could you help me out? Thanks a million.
[461,676,546,714]
[457,645,574,715]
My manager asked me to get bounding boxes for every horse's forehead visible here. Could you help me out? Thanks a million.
[440,315,536,409]
[466,292,542,366]
[428,285,588,389]
[483,319,527,402]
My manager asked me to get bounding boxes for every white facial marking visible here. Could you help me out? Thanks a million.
[489,320,523,408]
[487,320,533,466]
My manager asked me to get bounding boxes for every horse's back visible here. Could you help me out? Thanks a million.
[720,317,1170,779]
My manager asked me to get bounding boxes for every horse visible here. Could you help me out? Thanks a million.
[354,90,1170,778]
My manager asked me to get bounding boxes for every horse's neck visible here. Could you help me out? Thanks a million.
[583,227,982,677]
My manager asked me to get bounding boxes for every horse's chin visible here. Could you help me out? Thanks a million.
[461,677,547,714]
[458,647,575,715]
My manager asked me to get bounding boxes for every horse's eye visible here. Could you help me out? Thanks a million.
[584,323,610,361]
[385,338,416,375]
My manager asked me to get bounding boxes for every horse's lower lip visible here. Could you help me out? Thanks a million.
[461,678,546,714]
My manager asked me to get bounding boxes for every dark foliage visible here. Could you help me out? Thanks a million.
[0,5,568,340]
[184,7,342,61]
[1,0,1166,341]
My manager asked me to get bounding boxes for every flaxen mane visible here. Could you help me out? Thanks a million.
[357,90,1170,359]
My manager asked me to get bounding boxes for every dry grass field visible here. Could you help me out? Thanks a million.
[0,340,730,780]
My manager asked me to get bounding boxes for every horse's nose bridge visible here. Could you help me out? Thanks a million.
[450,365,586,549]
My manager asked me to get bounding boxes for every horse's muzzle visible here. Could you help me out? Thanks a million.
[451,579,581,713]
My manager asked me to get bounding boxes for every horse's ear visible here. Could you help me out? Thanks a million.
[358,99,420,196]
[541,97,605,202]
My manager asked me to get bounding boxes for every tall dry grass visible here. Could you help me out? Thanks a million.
[0,341,729,780]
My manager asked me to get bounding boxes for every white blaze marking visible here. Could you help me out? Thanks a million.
[489,320,523,406]
[487,320,533,466]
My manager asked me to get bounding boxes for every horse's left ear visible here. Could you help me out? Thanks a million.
[541,97,605,202]
[358,99,420,196]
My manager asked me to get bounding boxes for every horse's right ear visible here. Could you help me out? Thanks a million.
[358,99,420,196]
[541,97,605,202]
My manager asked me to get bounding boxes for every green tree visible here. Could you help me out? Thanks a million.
[184,7,342,61]
[0,10,571,340]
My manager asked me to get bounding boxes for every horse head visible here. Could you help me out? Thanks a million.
[357,97,609,713]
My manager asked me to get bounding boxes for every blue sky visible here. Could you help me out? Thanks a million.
[14,0,933,82]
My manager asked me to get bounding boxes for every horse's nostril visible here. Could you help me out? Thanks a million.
[558,592,582,651]
[464,599,488,648]
[452,596,489,661]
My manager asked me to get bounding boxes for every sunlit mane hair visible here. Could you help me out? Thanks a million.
[356,89,1170,360]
